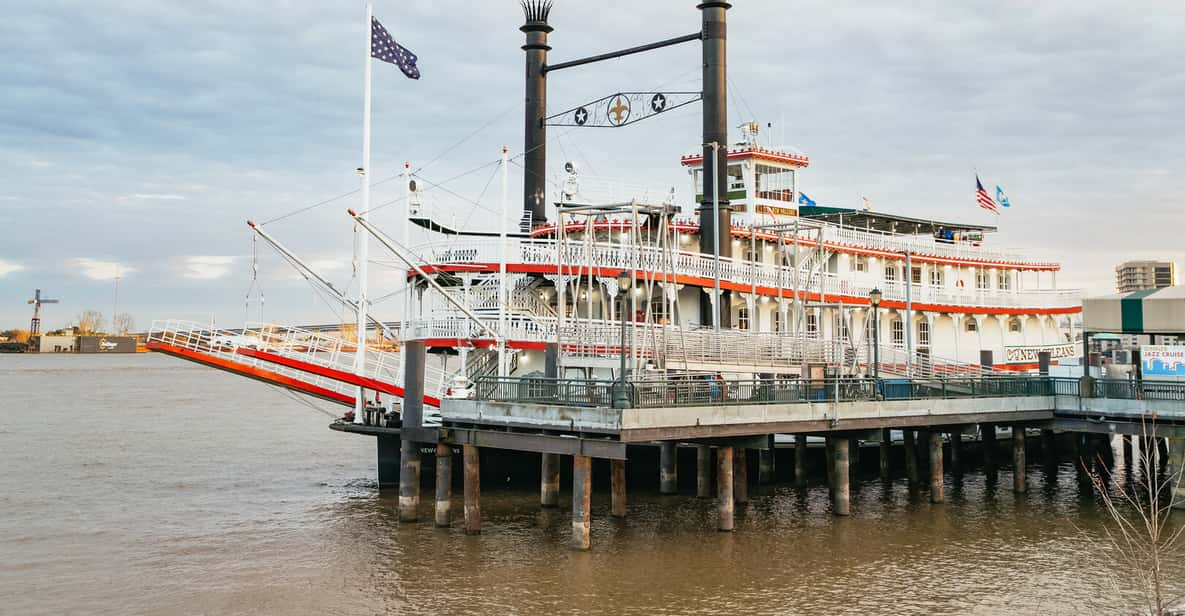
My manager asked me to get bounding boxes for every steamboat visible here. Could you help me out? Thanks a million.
[146,1,1082,424]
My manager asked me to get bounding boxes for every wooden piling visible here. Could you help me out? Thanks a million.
[611,459,627,518]
[849,437,861,472]
[758,434,775,484]
[540,453,560,508]
[949,430,962,472]
[659,442,678,494]
[831,437,850,516]
[879,428,891,480]
[399,438,421,523]
[1041,428,1056,464]
[929,432,944,503]
[717,446,734,531]
[982,423,997,467]
[903,429,918,485]
[434,442,451,528]
[734,448,749,504]
[1013,425,1027,494]
[572,455,592,550]
[463,444,481,535]
[794,434,807,486]
[696,445,712,498]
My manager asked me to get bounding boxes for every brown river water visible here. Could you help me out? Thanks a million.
[2,354,1182,615]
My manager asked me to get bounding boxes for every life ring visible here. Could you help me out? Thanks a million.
[956,279,965,288]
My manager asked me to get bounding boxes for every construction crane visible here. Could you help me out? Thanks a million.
[27,289,60,338]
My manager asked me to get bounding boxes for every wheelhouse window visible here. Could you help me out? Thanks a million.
[754,164,796,202]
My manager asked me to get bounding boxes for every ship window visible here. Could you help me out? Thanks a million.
[918,320,930,347]
[998,271,1011,290]
[884,265,897,282]
[737,306,750,331]
[727,164,745,192]
[806,312,818,336]
[975,270,990,289]
[1008,317,1022,333]
[891,319,904,347]
[834,314,850,341]
[911,266,923,284]
[966,319,978,332]
[755,164,795,202]
[853,255,868,273]
[773,310,785,333]
[930,269,945,286]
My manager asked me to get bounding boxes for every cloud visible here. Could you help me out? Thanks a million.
[182,255,235,279]
[124,193,187,201]
[74,258,131,280]
[0,259,24,277]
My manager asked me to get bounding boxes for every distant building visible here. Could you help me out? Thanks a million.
[36,335,77,353]
[1116,260,1176,293]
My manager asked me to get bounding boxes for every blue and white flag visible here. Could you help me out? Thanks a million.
[798,192,816,207]
[996,185,1010,208]
[371,17,420,79]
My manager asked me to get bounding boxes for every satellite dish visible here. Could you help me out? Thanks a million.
[408,179,417,192]
[563,161,578,174]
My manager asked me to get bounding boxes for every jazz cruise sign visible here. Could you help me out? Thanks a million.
[1141,345,1185,377]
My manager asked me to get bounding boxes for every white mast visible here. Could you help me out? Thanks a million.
[498,146,510,376]
[353,0,374,423]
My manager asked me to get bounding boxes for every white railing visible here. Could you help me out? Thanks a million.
[147,319,448,419]
[402,314,997,377]
[823,225,1054,267]
[418,238,1081,311]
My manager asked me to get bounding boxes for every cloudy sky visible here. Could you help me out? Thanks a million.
[2,0,1182,332]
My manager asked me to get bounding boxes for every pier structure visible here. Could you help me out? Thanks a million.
[328,340,1185,550]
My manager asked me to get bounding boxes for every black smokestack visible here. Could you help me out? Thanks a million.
[521,1,553,227]
[698,1,731,328]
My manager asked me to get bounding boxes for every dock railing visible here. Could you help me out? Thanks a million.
[473,375,1068,409]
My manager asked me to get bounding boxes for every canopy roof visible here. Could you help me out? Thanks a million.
[797,206,997,236]
[1083,286,1185,334]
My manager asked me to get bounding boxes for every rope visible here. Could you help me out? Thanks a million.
[244,233,264,324]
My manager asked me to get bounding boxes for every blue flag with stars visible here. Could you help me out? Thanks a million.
[996,185,1010,208]
[371,17,420,79]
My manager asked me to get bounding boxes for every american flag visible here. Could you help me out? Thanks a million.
[976,175,998,214]
[371,17,420,79]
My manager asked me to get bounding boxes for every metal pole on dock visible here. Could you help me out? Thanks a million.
[758,434,775,484]
[696,445,712,498]
[949,430,962,473]
[717,446,735,531]
[541,453,560,508]
[399,341,426,523]
[463,445,481,535]
[435,443,452,527]
[611,459,627,518]
[929,432,944,503]
[572,455,592,550]
[660,442,678,494]
[982,423,997,467]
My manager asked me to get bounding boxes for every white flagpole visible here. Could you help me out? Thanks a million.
[497,145,509,377]
[353,0,374,423]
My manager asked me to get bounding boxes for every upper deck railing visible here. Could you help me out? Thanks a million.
[413,238,1080,311]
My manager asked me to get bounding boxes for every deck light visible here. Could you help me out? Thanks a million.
[869,288,882,307]
[869,288,882,398]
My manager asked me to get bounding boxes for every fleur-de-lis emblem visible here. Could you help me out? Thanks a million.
[607,95,631,126]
